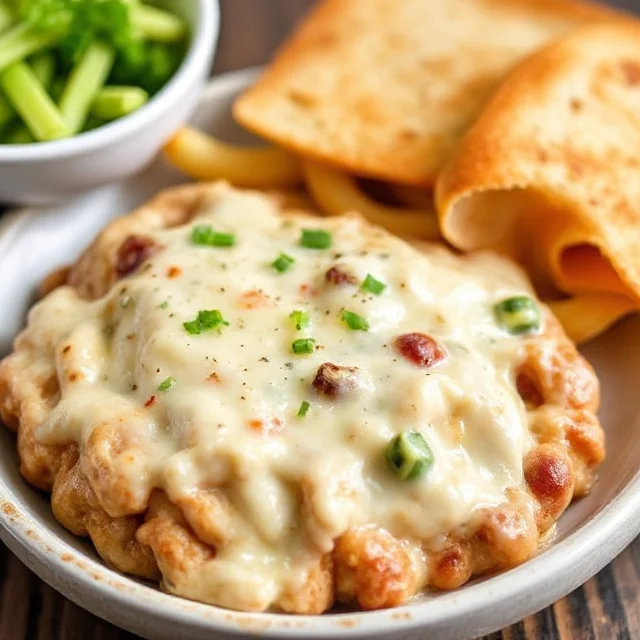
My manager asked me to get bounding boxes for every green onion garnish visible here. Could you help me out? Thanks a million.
[158,301,169,309]
[298,401,311,417]
[290,310,310,331]
[386,430,434,480]
[183,310,229,335]
[341,309,369,331]
[361,274,386,295]
[191,224,236,247]
[494,296,540,335]
[300,228,332,249]
[157,377,176,392]
[272,253,295,273]
[292,338,315,355]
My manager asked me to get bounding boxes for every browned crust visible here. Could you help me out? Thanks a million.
[0,182,604,612]
[234,0,625,186]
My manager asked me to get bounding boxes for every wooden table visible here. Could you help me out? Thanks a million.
[2,1,640,638]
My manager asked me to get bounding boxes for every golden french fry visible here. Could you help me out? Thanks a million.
[163,126,303,188]
[547,295,636,344]
[302,161,441,240]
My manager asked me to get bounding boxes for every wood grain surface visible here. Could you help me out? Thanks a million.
[1,1,640,639]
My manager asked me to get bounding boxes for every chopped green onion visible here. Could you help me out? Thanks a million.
[91,86,149,121]
[292,338,315,355]
[386,430,434,480]
[157,376,176,392]
[341,309,369,331]
[494,296,540,335]
[191,224,236,247]
[158,301,169,309]
[59,40,115,134]
[0,62,68,141]
[297,401,311,417]
[183,310,229,335]
[290,310,310,331]
[300,228,332,249]
[272,253,295,273]
[361,274,386,295]
[131,4,187,43]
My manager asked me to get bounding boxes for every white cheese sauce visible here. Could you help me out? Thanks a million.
[32,189,539,607]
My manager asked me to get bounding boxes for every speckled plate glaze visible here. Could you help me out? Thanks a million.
[1,69,640,640]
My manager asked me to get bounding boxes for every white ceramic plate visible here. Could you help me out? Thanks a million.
[1,69,640,640]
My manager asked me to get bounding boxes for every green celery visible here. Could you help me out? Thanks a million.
[0,62,68,141]
[91,85,148,121]
[30,51,55,89]
[0,23,61,72]
[3,122,32,144]
[131,4,187,42]
[59,40,115,134]
[0,1,15,35]
[0,92,13,130]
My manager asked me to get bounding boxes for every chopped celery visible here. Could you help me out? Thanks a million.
[0,1,15,34]
[30,51,55,88]
[0,92,13,130]
[131,4,186,43]
[59,40,115,133]
[0,62,68,141]
[91,85,147,120]
[3,122,32,144]
[0,23,61,71]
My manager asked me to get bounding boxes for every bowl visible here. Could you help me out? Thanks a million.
[1,68,640,640]
[0,0,220,206]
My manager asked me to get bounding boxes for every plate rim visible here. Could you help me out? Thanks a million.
[1,66,640,640]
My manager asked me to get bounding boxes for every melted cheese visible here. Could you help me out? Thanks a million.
[32,189,538,608]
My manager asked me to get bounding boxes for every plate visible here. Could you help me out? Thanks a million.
[1,68,640,640]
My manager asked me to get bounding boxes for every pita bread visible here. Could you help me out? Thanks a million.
[234,0,620,186]
[436,21,640,342]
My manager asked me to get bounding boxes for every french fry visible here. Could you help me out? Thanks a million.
[164,126,302,188]
[302,161,441,240]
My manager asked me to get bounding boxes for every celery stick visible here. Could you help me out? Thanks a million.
[3,122,33,144]
[0,62,68,141]
[59,41,115,134]
[131,4,187,42]
[92,86,148,121]
[0,92,13,130]
[0,2,15,35]
[30,52,55,89]
[0,23,60,72]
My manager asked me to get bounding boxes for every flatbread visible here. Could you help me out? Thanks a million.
[436,21,640,342]
[234,0,620,186]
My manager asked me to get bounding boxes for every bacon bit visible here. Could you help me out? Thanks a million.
[247,417,284,435]
[68,371,79,382]
[325,266,357,286]
[115,235,160,277]
[312,363,361,398]
[516,370,544,409]
[166,265,182,279]
[62,345,71,355]
[144,395,156,407]
[394,333,446,368]
[207,372,221,384]
[238,289,272,310]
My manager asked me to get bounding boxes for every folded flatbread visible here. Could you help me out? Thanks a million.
[436,21,640,343]
[234,0,619,186]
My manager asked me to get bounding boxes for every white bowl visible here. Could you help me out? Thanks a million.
[1,69,640,640]
[0,0,219,206]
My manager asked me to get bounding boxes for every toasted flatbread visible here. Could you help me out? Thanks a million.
[436,21,640,342]
[234,0,621,186]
